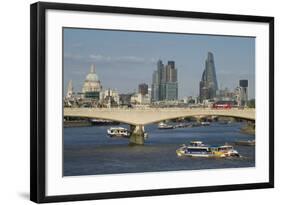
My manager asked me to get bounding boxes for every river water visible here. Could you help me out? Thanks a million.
[64,122,255,176]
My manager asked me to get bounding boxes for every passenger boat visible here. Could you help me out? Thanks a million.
[158,122,174,129]
[107,127,130,138]
[200,121,211,126]
[210,144,240,157]
[176,141,210,157]
[174,122,191,128]
[176,141,240,158]
[107,127,149,139]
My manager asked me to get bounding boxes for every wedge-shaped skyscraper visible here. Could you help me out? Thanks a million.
[199,52,219,102]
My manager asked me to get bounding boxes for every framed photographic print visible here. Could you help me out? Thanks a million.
[30,2,274,203]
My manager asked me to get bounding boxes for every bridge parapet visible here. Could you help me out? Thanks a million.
[64,108,255,125]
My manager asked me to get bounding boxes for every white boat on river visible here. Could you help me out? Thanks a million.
[176,141,240,158]
[158,122,174,129]
[107,127,148,139]
[107,127,130,138]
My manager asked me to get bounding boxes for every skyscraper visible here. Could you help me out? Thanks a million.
[138,83,148,95]
[199,52,219,102]
[152,70,160,101]
[239,79,248,106]
[152,60,178,102]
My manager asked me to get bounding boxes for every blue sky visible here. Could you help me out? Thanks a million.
[63,28,255,99]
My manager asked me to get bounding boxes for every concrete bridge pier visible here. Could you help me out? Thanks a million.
[129,124,145,145]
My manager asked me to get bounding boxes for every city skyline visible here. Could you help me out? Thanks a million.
[64,28,255,99]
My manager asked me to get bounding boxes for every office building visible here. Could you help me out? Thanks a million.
[138,83,148,95]
[239,79,248,106]
[151,60,178,102]
[199,52,219,102]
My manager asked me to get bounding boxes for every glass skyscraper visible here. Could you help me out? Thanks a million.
[152,60,178,102]
[199,52,219,102]
[239,79,248,106]
[138,83,149,95]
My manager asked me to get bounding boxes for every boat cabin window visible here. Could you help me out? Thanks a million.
[189,142,203,146]
[218,146,232,151]
[187,148,209,152]
[210,147,218,151]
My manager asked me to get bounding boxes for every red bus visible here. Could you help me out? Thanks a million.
[212,101,233,109]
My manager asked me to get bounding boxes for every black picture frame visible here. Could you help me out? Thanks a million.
[30,1,274,203]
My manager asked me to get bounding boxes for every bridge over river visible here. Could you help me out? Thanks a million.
[64,108,255,145]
